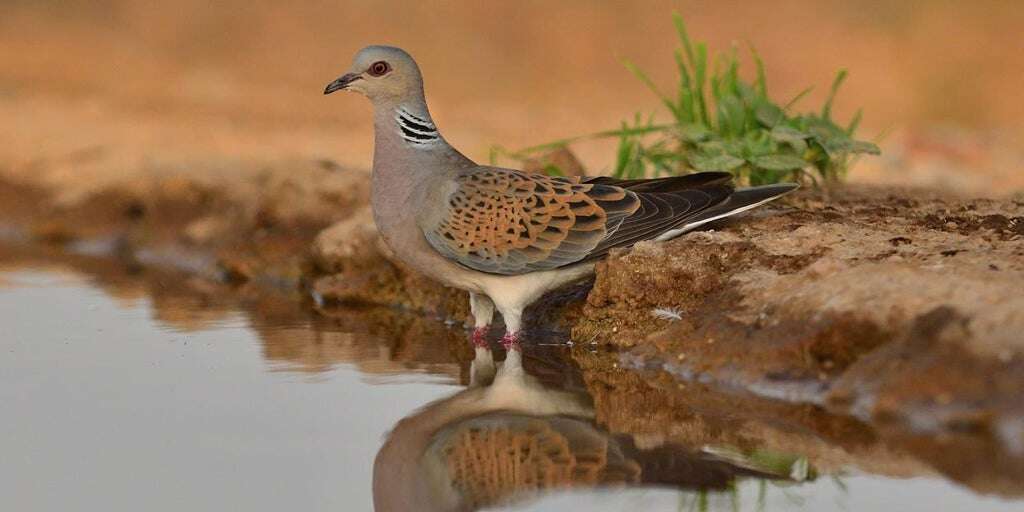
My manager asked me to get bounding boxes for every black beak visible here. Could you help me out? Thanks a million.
[324,73,362,95]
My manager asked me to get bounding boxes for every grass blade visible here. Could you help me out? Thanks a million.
[622,58,678,117]
[784,86,814,111]
[822,69,848,120]
[694,43,709,125]
[673,12,697,75]
[846,107,863,135]
[748,41,768,97]
[674,49,695,122]
[500,14,879,189]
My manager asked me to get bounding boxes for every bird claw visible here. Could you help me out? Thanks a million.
[471,326,489,348]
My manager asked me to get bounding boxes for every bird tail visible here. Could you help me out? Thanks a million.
[654,183,799,241]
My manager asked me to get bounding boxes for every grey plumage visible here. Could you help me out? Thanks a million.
[325,45,797,343]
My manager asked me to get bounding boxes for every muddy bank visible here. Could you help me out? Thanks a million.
[572,188,1024,446]
[2,167,1023,461]
[0,158,367,285]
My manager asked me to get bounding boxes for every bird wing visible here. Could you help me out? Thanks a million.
[438,414,641,509]
[422,167,736,275]
[422,167,639,275]
[577,174,734,263]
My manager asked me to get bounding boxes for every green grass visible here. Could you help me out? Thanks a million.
[492,13,880,186]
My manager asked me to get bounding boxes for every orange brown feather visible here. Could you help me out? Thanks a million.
[424,168,639,274]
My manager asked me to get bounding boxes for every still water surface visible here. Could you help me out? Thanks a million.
[2,268,1022,511]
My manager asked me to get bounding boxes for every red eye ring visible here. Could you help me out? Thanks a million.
[368,61,391,77]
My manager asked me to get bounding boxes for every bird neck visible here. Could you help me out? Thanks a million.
[373,99,442,149]
[368,97,475,250]
[370,98,475,173]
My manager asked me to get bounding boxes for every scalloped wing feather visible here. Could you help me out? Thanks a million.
[423,167,639,275]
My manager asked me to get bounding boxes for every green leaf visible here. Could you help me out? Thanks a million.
[755,101,784,127]
[717,94,746,136]
[819,135,881,158]
[770,125,808,153]
[750,154,808,171]
[742,132,775,157]
[677,123,711,142]
[808,121,844,142]
[736,81,758,106]
[770,125,808,141]
[849,139,881,154]
[689,153,745,172]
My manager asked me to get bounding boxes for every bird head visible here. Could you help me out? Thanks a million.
[324,45,424,103]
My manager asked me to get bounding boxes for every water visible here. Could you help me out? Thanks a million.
[1,264,1022,511]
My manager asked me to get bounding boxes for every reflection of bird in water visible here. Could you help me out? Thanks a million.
[373,347,769,511]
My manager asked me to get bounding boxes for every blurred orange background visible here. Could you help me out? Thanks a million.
[2,0,1022,195]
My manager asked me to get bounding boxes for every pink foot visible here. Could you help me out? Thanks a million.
[471,326,489,348]
[500,332,521,351]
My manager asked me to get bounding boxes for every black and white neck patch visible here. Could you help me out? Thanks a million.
[395,107,440,146]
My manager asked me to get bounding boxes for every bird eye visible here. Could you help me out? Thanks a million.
[368,61,391,77]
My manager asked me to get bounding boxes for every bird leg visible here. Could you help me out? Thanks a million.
[500,332,522,351]
[469,292,495,347]
[494,301,524,351]
[471,326,489,348]
[469,346,496,387]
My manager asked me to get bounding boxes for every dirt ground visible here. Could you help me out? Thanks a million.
[573,187,1024,450]
[2,1,1024,197]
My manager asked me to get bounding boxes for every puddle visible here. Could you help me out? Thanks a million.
[1,262,1022,511]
